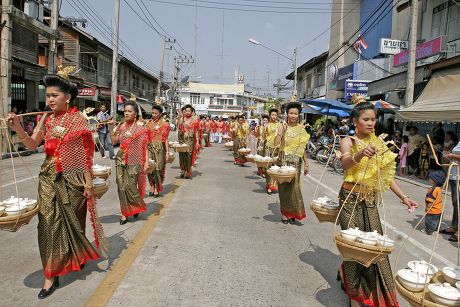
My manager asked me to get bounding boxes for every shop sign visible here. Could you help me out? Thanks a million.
[99,89,112,97]
[393,36,446,67]
[344,80,369,100]
[329,63,355,90]
[77,88,96,96]
[379,38,408,55]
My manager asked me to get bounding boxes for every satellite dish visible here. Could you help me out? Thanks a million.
[181,76,189,83]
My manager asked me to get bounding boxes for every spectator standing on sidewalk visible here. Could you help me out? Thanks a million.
[419,143,430,179]
[96,104,115,159]
[441,139,460,242]
[421,171,446,235]
[407,127,425,175]
[399,135,409,176]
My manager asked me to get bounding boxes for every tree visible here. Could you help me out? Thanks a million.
[264,98,284,113]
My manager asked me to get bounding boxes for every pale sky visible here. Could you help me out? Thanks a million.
[61,0,333,95]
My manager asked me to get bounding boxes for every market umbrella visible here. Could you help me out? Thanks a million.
[300,98,353,112]
[302,104,350,117]
[372,99,399,109]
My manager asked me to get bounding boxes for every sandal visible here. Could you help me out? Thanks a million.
[440,228,456,235]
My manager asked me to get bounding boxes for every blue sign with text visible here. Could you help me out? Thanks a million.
[344,80,369,101]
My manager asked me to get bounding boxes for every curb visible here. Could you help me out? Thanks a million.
[396,175,452,196]
[1,149,38,160]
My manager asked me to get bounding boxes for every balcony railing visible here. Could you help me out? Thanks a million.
[208,104,242,111]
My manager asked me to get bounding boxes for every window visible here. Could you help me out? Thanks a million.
[80,52,97,73]
[123,68,128,85]
[200,97,205,105]
[432,1,460,41]
[190,93,200,104]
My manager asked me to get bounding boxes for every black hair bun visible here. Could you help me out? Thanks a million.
[43,74,78,102]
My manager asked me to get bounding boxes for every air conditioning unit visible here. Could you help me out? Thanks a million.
[24,0,44,22]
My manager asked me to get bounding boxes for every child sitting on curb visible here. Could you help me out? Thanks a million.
[421,170,446,235]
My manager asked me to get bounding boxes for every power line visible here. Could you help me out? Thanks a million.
[326,0,397,67]
[299,2,361,51]
[146,0,361,13]
[69,0,161,75]
[139,0,192,56]
[177,0,340,10]
[123,0,192,57]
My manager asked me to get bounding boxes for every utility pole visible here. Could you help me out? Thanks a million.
[157,36,174,103]
[171,56,194,119]
[1,0,12,154]
[48,0,59,74]
[292,47,298,101]
[110,0,121,117]
[405,0,418,107]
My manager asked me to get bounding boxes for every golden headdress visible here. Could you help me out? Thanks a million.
[351,93,367,105]
[56,65,76,80]
[129,93,137,101]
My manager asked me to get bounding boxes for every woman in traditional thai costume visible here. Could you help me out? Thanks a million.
[256,115,269,177]
[177,104,199,178]
[110,101,150,225]
[265,108,282,194]
[274,103,310,224]
[338,98,419,307]
[7,74,106,299]
[232,115,249,166]
[146,104,170,197]
[204,117,212,147]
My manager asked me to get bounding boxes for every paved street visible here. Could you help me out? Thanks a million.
[1,144,459,306]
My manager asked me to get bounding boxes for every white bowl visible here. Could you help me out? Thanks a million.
[377,235,395,248]
[20,198,37,210]
[357,234,378,246]
[341,228,361,241]
[428,283,460,306]
[93,178,106,187]
[443,267,460,285]
[3,196,23,206]
[408,261,438,279]
[397,269,430,292]
[4,205,26,215]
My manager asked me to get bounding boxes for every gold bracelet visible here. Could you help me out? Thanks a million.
[351,153,358,164]
[400,195,410,203]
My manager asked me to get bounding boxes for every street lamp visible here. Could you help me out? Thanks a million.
[248,38,298,100]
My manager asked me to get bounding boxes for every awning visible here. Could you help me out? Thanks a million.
[396,66,460,122]
[367,67,425,99]
[135,98,153,115]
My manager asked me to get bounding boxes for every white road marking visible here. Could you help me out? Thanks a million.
[1,176,38,189]
[305,174,457,268]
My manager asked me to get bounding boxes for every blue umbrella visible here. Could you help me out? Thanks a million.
[302,104,349,117]
[300,98,353,112]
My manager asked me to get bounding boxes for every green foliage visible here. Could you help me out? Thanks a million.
[263,98,284,113]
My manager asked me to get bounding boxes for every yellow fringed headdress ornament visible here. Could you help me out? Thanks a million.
[351,93,367,105]
[129,93,137,101]
[56,65,76,80]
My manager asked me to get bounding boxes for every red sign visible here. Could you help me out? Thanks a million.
[116,94,124,103]
[393,36,445,67]
[78,88,96,96]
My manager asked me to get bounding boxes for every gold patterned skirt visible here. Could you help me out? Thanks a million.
[277,156,306,220]
[233,136,246,164]
[178,134,195,176]
[264,145,278,190]
[338,186,398,307]
[115,150,147,217]
[38,157,100,278]
[147,141,167,192]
